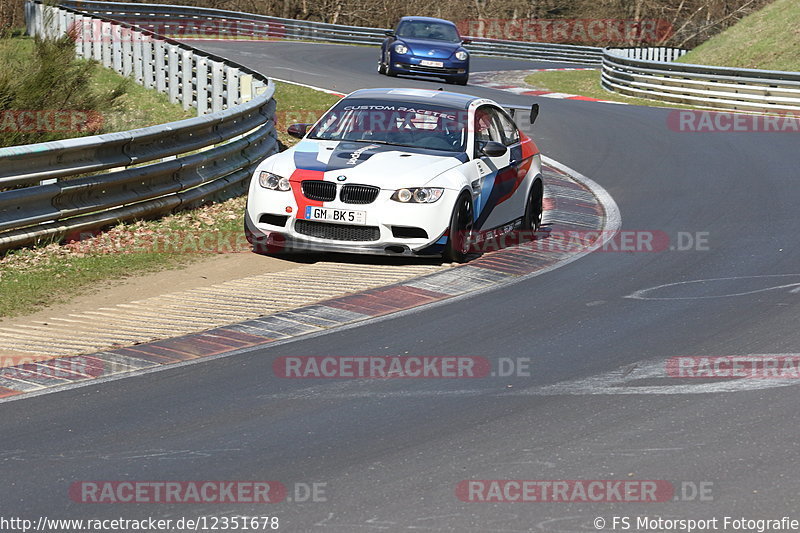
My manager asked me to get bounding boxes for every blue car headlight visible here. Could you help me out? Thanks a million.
[391,187,444,203]
[455,50,468,61]
[394,43,409,54]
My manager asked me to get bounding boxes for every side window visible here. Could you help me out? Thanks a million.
[496,110,520,146]
[473,106,503,157]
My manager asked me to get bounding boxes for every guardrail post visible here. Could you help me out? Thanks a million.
[240,73,253,103]
[72,13,83,56]
[211,60,224,112]
[122,26,133,76]
[155,40,167,93]
[57,8,67,36]
[35,3,44,39]
[253,80,267,97]
[132,31,144,84]
[65,11,75,39]
[92,19,102,61]
[227,66,240,106]
[142,37,155,89]
[196,56,209,115]
[101,21,112,68]
[167,44,180,104]
[111,23,123,74]
[44,5,54,39]
[24,1,33,37]
[181,49,194,111]
[82,16,92,58]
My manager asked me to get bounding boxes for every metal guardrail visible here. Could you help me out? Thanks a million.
[602,47,800,113]
[0,2,278,252]
[58,0,605,65]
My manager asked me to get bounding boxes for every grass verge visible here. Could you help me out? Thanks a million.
[272,80,341,146]
[0,82,341,319]
[676,0,800,72]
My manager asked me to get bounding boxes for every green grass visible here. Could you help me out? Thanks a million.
[93,64,195,132]
[677,0,800,72]
[0,35,194,146]
[272,81,341,147]
[0,82,341,318]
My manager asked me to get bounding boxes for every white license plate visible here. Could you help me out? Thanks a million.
[305,206,366,225]
[420,60,444,68]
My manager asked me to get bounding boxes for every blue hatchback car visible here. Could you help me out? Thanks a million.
[378,17,471,85]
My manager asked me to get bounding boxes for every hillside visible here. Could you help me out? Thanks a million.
[677,0,799,71]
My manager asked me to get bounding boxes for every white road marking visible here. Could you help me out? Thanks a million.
[626,274,800,300]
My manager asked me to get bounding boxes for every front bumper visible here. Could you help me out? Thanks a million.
[245,212,446,257]
[390,53,468,78]
[245,184,458,257]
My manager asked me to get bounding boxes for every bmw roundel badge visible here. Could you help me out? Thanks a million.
[337,175,347,182]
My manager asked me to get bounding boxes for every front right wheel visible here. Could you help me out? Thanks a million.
[522,179,544,233]
[443,193,474,263]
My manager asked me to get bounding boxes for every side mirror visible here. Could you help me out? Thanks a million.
[529,103,539,126]
[385,29,395,37]
[287,123,309,139]
[478,140,507,158]
[461,38,472,45]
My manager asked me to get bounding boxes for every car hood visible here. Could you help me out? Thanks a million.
[400,38,461,59]
[264,139,467,188]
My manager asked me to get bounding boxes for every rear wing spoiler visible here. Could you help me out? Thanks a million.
[502,103,540,127]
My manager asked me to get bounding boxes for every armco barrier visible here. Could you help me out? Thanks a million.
[602,47,800,113]
[57,0,605,65]
[0,2,278,252]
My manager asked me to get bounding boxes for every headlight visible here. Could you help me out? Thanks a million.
[455,50,468,61]
[394,43,408,54]
[258,171,291,191]
[391,187,444,203]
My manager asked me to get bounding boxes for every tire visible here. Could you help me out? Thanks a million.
[452,75,468,86]
[377,58,387,75]
[522,179,544,234]
[443,193,474,263]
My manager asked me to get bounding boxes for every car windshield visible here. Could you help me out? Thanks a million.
[396,20,461,43]
[308,99,467,152]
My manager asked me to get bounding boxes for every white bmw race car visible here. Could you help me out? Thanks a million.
[245,88,543,262]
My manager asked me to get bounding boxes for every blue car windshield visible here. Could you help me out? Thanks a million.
[396,21,460,43]
[308,99,467,153]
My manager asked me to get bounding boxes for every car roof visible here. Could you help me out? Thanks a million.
[397,16,457,27]
[345,88,483,111]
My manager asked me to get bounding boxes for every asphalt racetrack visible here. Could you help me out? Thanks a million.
[2,40,799,532]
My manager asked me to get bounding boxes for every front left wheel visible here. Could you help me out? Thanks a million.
[443,193,474,263]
